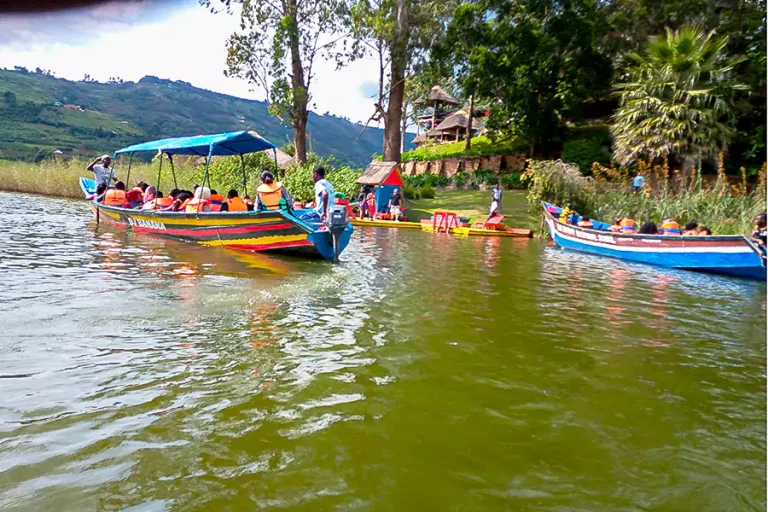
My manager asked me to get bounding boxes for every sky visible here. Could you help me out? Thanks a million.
[0,0,384,127]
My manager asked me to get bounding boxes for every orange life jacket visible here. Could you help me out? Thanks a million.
[226,196,248,212]
[618,218,636,234]
[660,219,681,235]
[185,199,210,213]
[698,229,712,236]
[577,220,593,228]
[155,197,173,208]
[103,189,126,206]
[209,193,224,212]
[256,182,285,210]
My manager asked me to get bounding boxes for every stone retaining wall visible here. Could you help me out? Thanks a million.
[401,152,527,177]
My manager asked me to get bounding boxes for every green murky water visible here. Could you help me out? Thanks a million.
[0,192,765,511]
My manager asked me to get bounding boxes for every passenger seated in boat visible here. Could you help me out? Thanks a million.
[209,189,224,212]
[89,183,106,201]
[243,195,255,211]
[683,221,699,236]
[256,171,293,212]
[142,185,156,204]
[125,182,145,208]
[660,219,682,235]
[223,189,248,212]
[698,225,712,236]
[638,221,659,234]
[166,190,193,211]
[609,219,622,232]
[142,190,171,210]
[577,217,594,228]
[103,181,127,207]
[618,218,636,234]
[751,213,766,247]
[559,204,574,224]
[186,186,211,213]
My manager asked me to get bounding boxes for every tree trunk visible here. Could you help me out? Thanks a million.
[400,104,408,155]
[464,94,474,152]
[286,0,308,164]
[383,0,409,163]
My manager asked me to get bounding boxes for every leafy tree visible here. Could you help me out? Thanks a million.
[347,0,457,162]
[432,0,613,157]
[604,0,766,168]
[204,0,350,164]
[610,26,746,170]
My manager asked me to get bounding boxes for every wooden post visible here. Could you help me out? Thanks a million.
[464,94,474,152]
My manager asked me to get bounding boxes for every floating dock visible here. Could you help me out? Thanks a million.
[350,218,423,229]
[351,218,532,238]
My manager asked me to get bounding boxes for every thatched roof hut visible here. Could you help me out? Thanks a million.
[417,86,460,106]
[434,109,481,141]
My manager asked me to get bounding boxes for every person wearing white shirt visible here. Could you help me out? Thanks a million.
[86,155,115,188]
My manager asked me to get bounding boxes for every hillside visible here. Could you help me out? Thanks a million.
[0,68,413,167]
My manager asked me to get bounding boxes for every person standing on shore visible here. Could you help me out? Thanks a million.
[632,172,645,193]
[491,182,503,214]
[87,155,115,188]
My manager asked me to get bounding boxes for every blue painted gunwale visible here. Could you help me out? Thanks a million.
[543,202,766,281]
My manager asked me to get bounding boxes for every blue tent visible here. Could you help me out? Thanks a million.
[114,130,276,157]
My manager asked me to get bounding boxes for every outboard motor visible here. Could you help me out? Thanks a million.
[326,204,349,263]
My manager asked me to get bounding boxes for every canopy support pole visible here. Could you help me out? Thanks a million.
[125,153,133,186]
[272,148,278,174]
[198,146,213,213]
[155,151,163,194]
[240,154,247,197]
[168,154,178,190]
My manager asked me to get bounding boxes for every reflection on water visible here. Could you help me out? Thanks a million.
[0,192,765,511]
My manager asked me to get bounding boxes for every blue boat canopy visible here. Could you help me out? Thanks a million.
[114,130,276,157]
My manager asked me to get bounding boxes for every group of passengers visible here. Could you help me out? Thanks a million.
[555,203,713,236]
[88,155,336,220]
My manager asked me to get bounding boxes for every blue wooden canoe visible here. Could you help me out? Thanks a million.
[543,202,767,281]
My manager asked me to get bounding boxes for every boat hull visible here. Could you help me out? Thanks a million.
[82,173,352,261]
[543,203,766,281]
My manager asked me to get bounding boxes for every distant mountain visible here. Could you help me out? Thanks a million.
[0,68,414,167]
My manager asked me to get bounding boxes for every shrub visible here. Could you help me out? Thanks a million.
[452,172,469,188]
[403,184,420,199]
[418,185,436,199]
[561,136,610,174]
[501,172,525,189]
[474,168,498,185]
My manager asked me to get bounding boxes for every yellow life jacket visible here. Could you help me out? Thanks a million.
[256,182,285,210]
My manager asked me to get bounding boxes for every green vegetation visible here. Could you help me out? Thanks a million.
[427,0,765,172]
[0,152,362,202]
[401,136,524,162]
[611,26,746,168]
[406,189,535,228]
[0,69,407,167]
[524,159,767,235]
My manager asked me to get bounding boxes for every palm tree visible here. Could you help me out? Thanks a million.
[610,26,746,172]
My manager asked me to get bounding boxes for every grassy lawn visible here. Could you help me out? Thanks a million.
[405,189,537,229]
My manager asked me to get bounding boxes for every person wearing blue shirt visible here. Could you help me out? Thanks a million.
[633,173,645,192]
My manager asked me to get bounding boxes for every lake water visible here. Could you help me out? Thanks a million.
[0,192,765,511]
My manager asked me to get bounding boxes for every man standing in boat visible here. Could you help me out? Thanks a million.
[86,155,116,188]
[300,166,335,222]
[491,182,503,214]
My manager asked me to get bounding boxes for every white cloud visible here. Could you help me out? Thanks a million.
[0,2,383,127]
